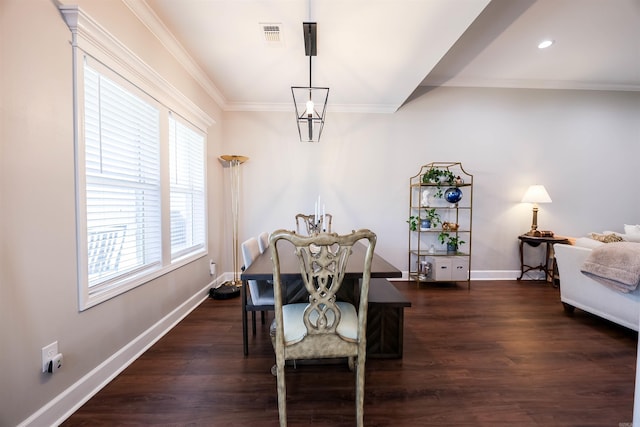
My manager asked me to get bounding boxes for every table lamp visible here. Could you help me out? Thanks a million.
[521,185,552,237]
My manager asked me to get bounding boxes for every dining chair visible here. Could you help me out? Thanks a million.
[295,213,332,235]
[241,237,274,339]
[257,231,269,253]
[269,228,377,427]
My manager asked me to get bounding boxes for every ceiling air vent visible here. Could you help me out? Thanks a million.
[260,23,282,44]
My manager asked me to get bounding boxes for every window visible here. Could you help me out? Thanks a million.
[169,115,206,259]
[84,62,162,290]
[76,56,208,309]
[62,6,214,309]
[70,51,211,309]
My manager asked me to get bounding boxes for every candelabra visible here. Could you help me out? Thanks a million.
[307,215,324,234]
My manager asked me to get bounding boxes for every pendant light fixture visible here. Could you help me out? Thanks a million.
[291,22,329,142]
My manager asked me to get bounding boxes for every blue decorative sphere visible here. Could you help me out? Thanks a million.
[444,187,463,204]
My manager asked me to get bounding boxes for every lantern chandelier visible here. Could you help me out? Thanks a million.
[291,22,329,142]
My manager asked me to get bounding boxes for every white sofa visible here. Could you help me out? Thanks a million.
[554,232,640,331]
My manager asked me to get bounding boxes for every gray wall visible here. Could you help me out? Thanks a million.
[222,87,640,274]
[1,0,639,425]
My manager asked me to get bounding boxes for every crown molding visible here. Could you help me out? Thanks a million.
[59,5,215,129]
[122,0,228,109]
[224,102,398,114]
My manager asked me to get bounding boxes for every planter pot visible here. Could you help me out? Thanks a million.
[446,243,458,253]
[420,219,431,230]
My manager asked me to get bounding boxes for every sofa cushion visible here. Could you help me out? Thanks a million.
[575,237,605,249]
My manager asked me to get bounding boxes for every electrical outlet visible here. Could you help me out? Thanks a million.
[51,353,63,373]
[42,341,58,373]
[209,260,216,276]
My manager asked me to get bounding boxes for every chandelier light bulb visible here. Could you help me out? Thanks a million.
[305,99,315,116]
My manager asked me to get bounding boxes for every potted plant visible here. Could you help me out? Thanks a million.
[422,167,455,185]
[422,167,456,198]
[409,208,441,231]
[422,208,441,229]
[438,232,465,253]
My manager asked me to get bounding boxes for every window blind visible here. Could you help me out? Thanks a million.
[84,61,162,289]
[169,114,206,259]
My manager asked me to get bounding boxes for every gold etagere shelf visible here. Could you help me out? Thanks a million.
[408,162,473,288]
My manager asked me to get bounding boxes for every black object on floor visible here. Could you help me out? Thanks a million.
[210,284,240,299]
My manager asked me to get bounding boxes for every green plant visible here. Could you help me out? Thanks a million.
[408,208,441,231]
[448,235,465,247]
[438,232,449,245]
[438,232,465,248]
[407,215,419,231]
[422,167,456,198]
[422,168,455,186]
[423,208,440,227]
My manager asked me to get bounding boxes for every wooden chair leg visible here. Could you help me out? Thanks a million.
[276,359,287,427]
[355,356,365,427]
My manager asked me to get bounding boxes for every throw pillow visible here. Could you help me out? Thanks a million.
[604,231,640,243]
[624,224,640,235]
[590,232,625,243]
[625,234,640,243]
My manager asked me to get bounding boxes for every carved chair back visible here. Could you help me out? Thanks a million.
[269,228,376,427]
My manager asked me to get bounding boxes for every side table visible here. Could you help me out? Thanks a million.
[517,234,570,285]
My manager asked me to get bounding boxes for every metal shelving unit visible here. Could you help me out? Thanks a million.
[408,162,473,287]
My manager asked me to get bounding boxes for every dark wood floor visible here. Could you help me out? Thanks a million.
[62,281,638,426]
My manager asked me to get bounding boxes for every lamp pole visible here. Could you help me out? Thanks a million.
[220,155,248,287]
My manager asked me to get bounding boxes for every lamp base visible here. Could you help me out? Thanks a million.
[525,229,554,237]
[209,282,241,300]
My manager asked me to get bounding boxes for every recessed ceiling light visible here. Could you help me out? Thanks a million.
[538,39,554,49]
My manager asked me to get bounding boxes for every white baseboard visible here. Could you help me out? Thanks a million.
[471,270,531,280]
[19,279,217,427]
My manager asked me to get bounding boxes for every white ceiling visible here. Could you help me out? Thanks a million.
[128,0,640,113]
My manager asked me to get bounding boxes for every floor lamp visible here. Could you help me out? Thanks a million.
[212,155,248,299]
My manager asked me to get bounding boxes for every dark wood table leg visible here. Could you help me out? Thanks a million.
[544,242,553,281]
[517,239,525,280]
[241,280,248,356]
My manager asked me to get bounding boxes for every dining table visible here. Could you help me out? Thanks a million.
[240,241,402,356]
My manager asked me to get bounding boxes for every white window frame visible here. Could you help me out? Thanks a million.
[61,6,214,310]
[169,114,207,260]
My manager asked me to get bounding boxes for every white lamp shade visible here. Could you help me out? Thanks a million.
[521,185,552,204]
